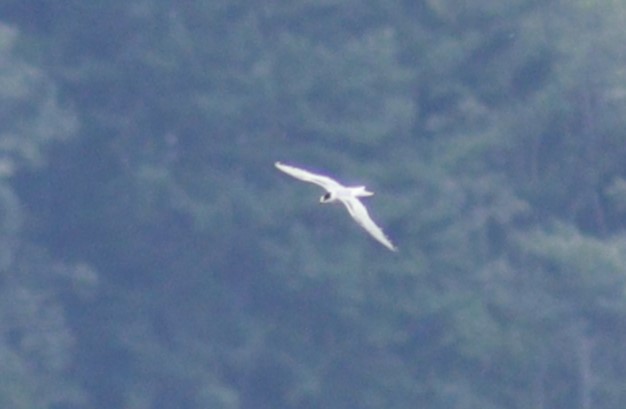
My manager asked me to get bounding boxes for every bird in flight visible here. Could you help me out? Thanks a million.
[275,161,397,251]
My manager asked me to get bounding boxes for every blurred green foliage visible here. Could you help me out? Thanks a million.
[1,0,626,408]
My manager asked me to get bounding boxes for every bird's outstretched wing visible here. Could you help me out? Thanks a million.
[275,162,343,191]
[341,197,397,251]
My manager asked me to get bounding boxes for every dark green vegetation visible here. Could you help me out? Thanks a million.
[2,1,626,408]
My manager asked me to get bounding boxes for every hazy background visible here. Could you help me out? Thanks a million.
[1,1,626,408]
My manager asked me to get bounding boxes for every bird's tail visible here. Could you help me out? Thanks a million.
[351,186,374,197]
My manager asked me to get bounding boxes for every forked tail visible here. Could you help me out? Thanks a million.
[351,186,374,197]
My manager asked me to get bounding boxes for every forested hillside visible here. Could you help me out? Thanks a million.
[1,1,626,408]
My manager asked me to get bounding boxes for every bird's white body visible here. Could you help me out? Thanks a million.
[321,186,373,203]
[275,161,397,251]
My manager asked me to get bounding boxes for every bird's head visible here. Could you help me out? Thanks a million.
[320,192,333,203]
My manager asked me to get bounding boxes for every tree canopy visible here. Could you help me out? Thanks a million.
[2,0,626,408]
